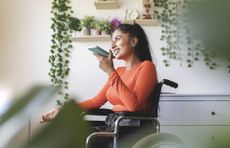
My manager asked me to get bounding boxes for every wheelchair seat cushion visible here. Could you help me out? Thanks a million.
[104,113,140,132]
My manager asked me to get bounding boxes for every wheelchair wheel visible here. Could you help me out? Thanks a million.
[132,133,186,148]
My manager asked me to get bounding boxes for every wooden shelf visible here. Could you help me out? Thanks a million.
[72,35,111,42]
[124,19,159,26]
[94,1,118,9]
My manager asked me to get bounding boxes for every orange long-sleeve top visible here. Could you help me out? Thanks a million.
[79,60,157,112]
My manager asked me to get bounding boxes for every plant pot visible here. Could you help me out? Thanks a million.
[90,28,101,36]
[101,30,109,35]
[72,31,81,37]
[81,27,90,36]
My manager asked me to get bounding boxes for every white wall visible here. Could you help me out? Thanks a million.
[0,0,52,105]
[0,0,230,105]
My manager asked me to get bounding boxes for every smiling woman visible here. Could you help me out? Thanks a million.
[42,23,157,119]
[41,23,158,147]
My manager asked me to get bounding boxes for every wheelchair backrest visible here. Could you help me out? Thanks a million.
[149,79,178,117]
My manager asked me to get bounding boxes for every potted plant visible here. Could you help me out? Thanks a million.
[110,17,121,32]
[90,20,101,36]
[68,16,81,37]
[80,16,95,36]
[97,19,112,35]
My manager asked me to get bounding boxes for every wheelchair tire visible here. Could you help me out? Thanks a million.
[132,133,186,148]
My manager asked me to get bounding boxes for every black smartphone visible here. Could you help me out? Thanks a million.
[88,46,110,57]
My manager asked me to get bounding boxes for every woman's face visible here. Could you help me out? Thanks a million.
[111,29,135,60]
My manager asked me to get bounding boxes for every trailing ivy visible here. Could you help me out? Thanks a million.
[49,0,74,105]
[153,0,220,70]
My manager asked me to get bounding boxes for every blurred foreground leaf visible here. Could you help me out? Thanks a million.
[24,100,89,148]
[188,0,230,56]
[0,85,57,126]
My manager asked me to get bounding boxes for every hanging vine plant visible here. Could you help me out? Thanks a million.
[153,0,230,72]
[49,0,76,105]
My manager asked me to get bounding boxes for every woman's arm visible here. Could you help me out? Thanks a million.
[79,51,116,110]
[79,80,110,110]
[112,104,128,112]
[41,74,112,123]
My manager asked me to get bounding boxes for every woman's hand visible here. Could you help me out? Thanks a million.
[94,50,115,75]
[40,107,60,123]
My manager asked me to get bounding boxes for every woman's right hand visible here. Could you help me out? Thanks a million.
[94,50,115,76]
[40,107,60,123]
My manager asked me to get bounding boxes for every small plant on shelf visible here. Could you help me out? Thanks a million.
[110,17,121,31]
[90,20,101,36]
[97,19,112,35]
[80,16,96,36]
[80,16,95,29]
[68,17,81,32]
[68,16,81,37]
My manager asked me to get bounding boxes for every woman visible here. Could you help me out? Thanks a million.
[41,23,157,123]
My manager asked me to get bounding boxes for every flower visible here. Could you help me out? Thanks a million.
[110,17,122,31]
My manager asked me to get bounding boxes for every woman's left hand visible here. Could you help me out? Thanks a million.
[94,50,115,75]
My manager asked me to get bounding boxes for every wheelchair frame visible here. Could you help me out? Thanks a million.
[85,79,178,148]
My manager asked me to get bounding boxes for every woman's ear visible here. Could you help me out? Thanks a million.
[131,37,138,47]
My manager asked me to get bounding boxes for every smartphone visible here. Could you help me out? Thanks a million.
[88,46,110,57]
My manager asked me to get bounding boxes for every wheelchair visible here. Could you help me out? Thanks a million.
[84,79,180,148]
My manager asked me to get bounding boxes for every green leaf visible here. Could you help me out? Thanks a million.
[209,66,214,70]
[187,64,192,68]
[24,101,89,148]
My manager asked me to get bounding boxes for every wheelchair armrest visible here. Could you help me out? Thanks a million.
[113,111,160,133]
[84,108,114,116]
